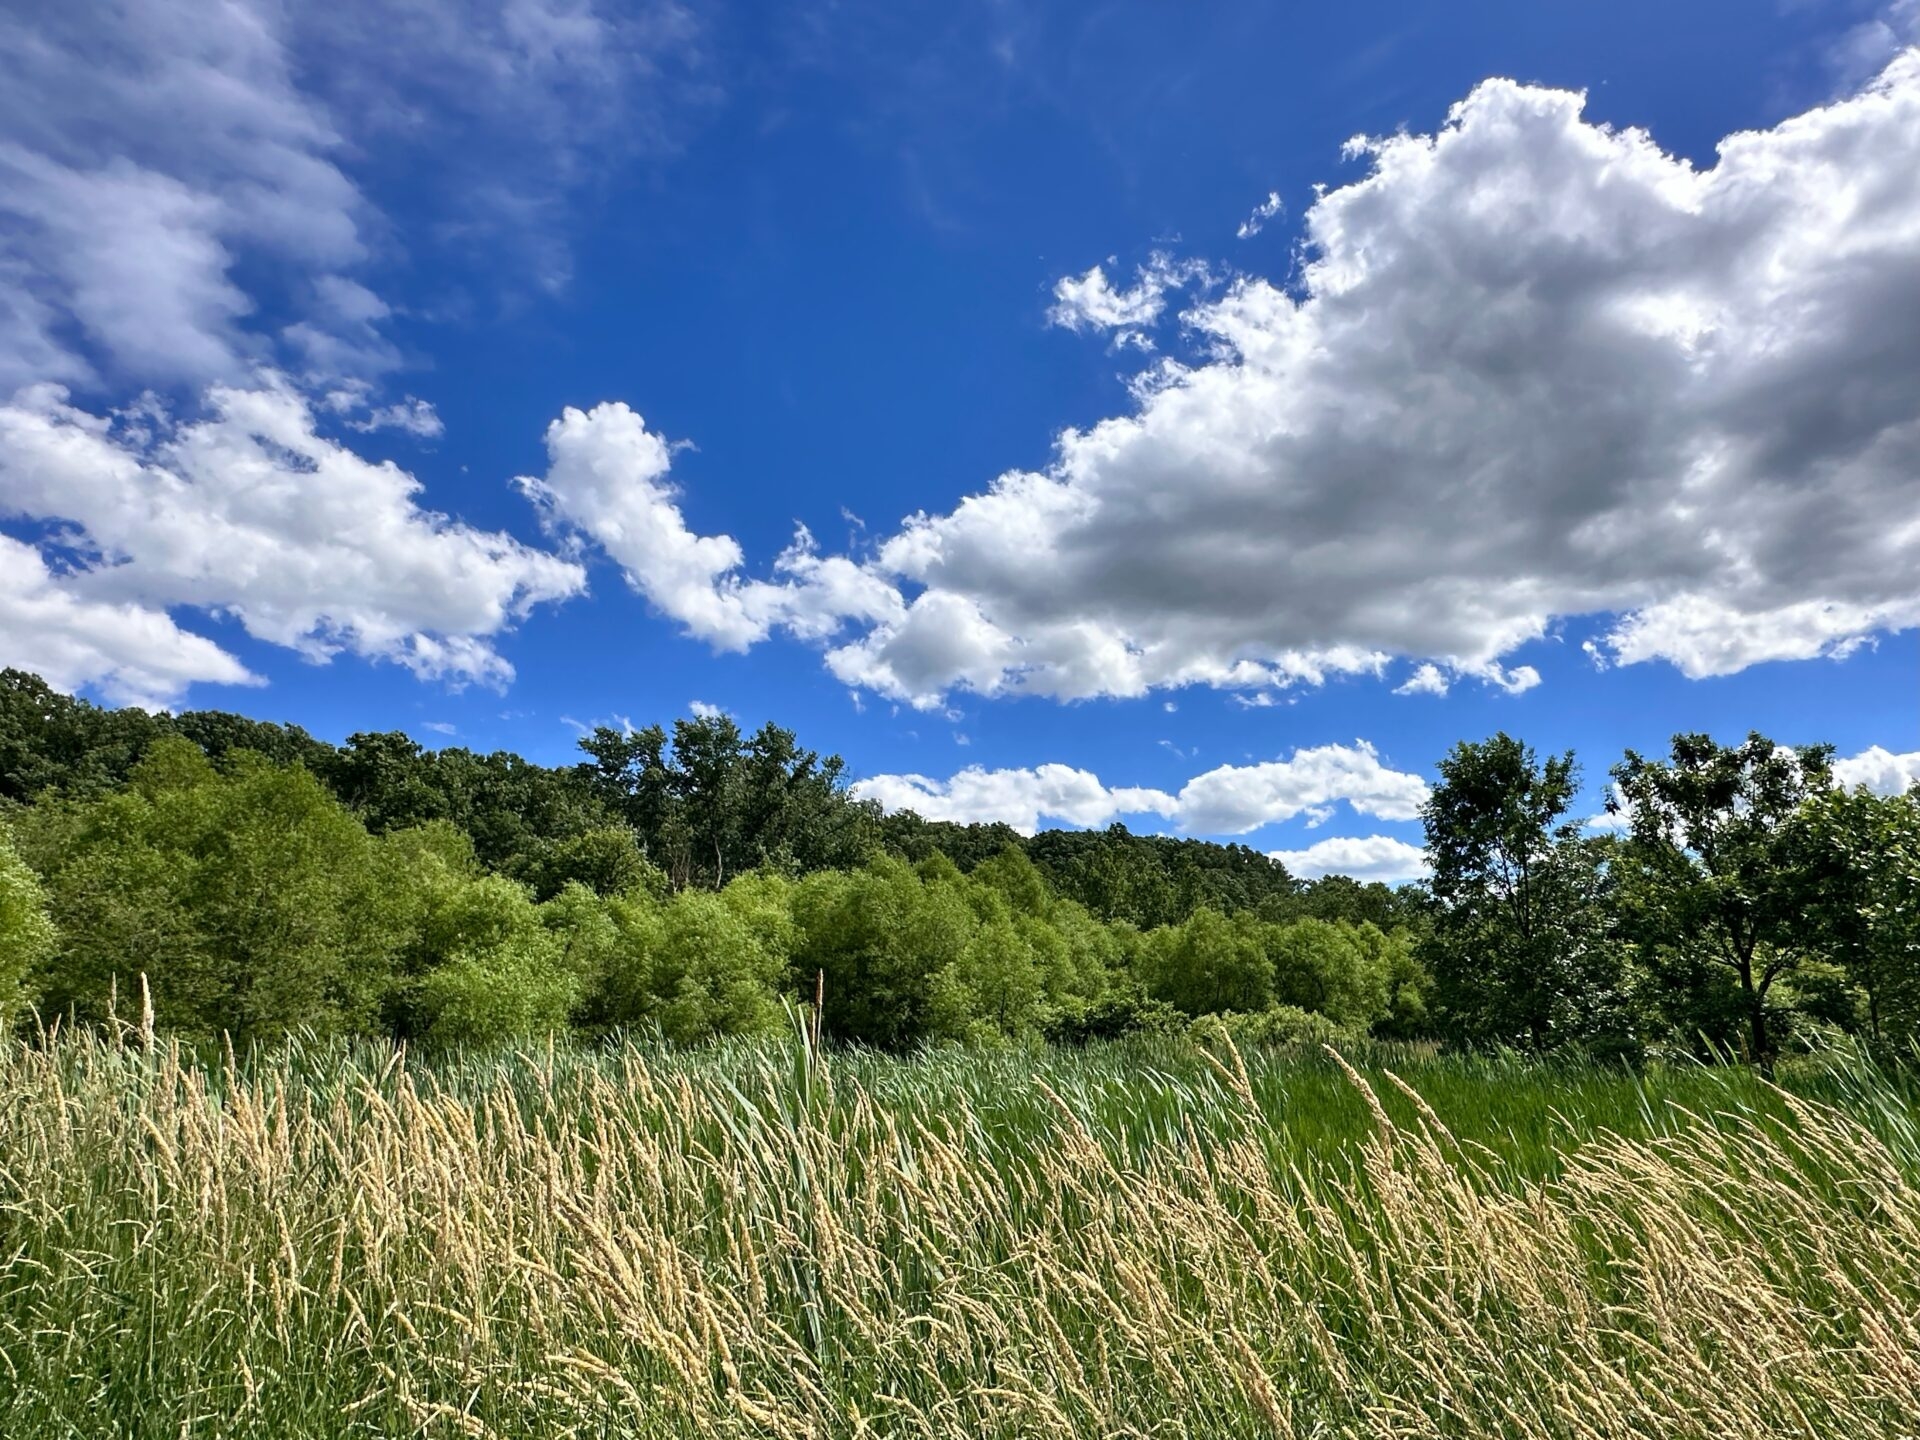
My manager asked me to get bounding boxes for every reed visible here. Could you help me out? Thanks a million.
[0,1027,1915,1438]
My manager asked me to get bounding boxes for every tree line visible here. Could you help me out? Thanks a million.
[0,668,1915,1064]
[1424,731,1920,1070]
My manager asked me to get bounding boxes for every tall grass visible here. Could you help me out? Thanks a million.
[1,1026,1917,1438]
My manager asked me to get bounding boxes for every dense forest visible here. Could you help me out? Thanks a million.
[1,667,1915,1065]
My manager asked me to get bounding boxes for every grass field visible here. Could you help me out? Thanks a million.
[2,1026,1918,1438]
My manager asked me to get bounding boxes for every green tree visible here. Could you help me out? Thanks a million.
[1422,734,1629,1052]
[1611,732,1835,1072]
[639,889,788,1045]
[1787,783,1920,1047]
[510,826,663,901]
[580,715,875,890]
[0,668,169,803]
[1138,908,1273,1017]
[22,741,400,1043]
[790,858,977,1048]
[0,820,57,1025]
[1266,919,1391,1031]
[395,852,581,1047]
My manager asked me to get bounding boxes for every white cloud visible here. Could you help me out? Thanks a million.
[1237,191,1283,239]
[885,55,1913,702]
[1268,835,1430,884]
[619,52,1920,709]
[1047,253,1208,335]
[1170,741,1429,833]
[1833,744,1920,795]
[688,699,724,719]
[851,740,1427,837]
[1828,0,1920,90]
[0,0,707,393]
[0,0,365,389]
[1395,663,1450,697]
[854,763,1172,835]
[0,379,584,696]
[0,534,260,708]
[323,382,444,438]
[518,401,902,651]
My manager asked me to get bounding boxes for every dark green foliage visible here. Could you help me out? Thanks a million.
[1422,734,1635,1055]
[1782,783,1920,1049]
[509,826,665,901]
[580,716,879,888]
[1261,873,1431,932]
[1611,732,1835,1070]
[1,669,171,803]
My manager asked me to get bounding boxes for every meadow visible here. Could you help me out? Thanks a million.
[3,1024,1919,1439]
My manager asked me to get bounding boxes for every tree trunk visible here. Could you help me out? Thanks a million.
[1748,993,1773,1079]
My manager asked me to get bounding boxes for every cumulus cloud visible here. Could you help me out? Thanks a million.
[853,763,1173,835]
[1833,744,1920,795]
[0,379,584,699]
[1268,835,1430,884]
[850,740,1428,836]
[0,535,258,708]
[607,52,1920,709]
[849,52,1920,703]
[1395,663,1451,697]
[517,401,902,650]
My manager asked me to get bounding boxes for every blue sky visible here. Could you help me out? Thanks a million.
[3,0,1919,880]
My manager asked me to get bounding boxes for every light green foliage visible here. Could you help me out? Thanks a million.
[648,888,788,1045]
[1191,1004,1363,1049]
[0,821,56,1024]
[1138,908,1275,1017]
[1266,918,1392,1030]
[970,844,1054,917]
[373,824,583,1047]
[411,873,576,1047]
[580,888,668,1032]
[937,915,1046,1043]
[572,872,795,1044]
[791,857,979,1047]
[21,740,399,1043]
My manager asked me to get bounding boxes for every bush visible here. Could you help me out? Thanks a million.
[1043,990,1184,1045]
[1136,908,1274,1017]
[410,873,578,1047]
[1190,1005,1365,1050]
[21,741,400,1043]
